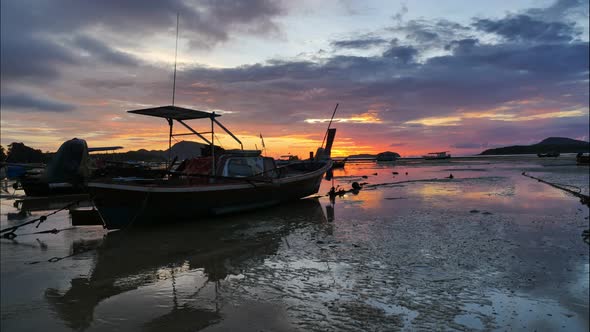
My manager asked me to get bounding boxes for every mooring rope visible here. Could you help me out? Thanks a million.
[522,172,589,206]
[17,227,77,236]
[27,246,97,265]
[0,198,88,239]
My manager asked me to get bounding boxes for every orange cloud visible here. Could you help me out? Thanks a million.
[305,111,382,124]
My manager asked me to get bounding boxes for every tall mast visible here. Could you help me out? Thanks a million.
[172,13,179,106]
[168,13,179,169]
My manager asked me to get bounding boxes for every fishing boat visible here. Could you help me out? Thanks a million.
[331,157,347,169]
[577,152,590,165]
[423,151,451,160]
[88,105,335,230]
[537,152,560,158]
[15,139,124,196]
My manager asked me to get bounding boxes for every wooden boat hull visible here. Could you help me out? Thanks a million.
[88,162,330,230]
[20,179,86,196]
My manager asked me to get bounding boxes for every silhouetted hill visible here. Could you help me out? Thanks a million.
[347,153,377,159]
[93,141,211,161]
[480,137,589,155]
[346,151,401,159]
[168,141,209,160]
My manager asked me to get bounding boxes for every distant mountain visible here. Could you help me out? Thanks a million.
[347,153,377,159]
[168,141,209,160]
[95,141,210,161]
[346,151,401,159]
[480,137,589,155]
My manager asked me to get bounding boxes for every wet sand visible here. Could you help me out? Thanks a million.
[1,155,588,331]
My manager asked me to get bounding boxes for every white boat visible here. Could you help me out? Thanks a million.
[423,151,451,160]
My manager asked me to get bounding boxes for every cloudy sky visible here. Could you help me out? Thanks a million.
[1,0,588,157]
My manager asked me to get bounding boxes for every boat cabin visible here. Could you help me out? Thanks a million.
[218,150,276,177]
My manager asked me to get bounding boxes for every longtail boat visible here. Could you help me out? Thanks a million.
[88,105,335,230]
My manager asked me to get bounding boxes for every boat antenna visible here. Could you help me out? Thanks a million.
[321,103,339,148]
[172,13,179,106]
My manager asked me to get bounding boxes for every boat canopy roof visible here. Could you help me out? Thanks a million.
[128,105,220,120]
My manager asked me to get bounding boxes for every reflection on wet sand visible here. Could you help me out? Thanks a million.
[1,157,588,331]
[44,199,328,331]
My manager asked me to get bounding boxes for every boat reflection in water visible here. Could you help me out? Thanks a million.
[44,198,329,331]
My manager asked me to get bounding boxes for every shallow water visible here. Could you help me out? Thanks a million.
[1,156,588,331]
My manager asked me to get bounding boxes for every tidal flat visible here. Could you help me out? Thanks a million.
[1,156,588,331]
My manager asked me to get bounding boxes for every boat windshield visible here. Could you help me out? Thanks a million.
[278,155,299,161]
[221,157,264,177]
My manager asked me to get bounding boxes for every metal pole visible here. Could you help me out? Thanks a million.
[172,13,179,106]
[211,113,215,176]
[168,118,173,169]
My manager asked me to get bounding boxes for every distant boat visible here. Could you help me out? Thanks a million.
[423,151,451,160]
[88,106,335,230]
[577,153,589,165]
[376,151,399,161]
[331,157,347,169]
[15,139,124,196]
[537,152,560,158]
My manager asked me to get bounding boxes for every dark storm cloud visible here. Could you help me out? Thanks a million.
[473,14,579,42]
[175,32,587,126]
[79,78,138,90]
[382,45,418,63]
[331,37,388,49]
[0,0,286,81]
[388,19,471,48]
[527,0,589,22]
[445,38,479,54]
[1,93,76,112]
[17,0,284,45]
[0,34,77,82]
[73,36,141,67]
